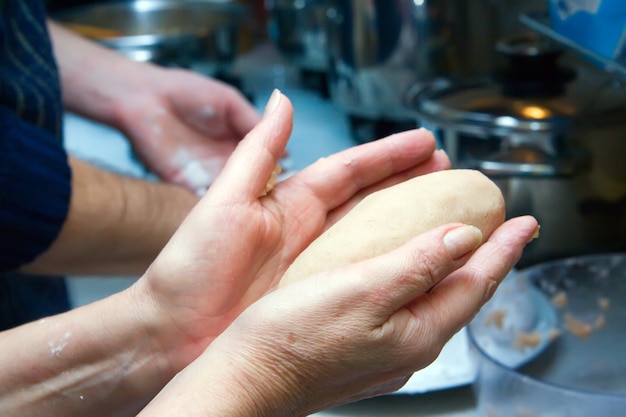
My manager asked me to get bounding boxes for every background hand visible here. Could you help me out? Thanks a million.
[51,21,261,195]
[112,66,261,194]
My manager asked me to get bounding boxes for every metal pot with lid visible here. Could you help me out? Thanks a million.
[324,0,549,143]
[409,35,626,266]
[325,0,506,143]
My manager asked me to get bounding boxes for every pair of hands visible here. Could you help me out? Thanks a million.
[51,23,539,414]
[131,90,538,415]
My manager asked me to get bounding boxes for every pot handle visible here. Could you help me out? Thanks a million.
[469,146,590,178]
[403,78,453,109]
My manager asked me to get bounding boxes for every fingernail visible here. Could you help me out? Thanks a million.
[528,225,541,243]
[443,225,483,259]
[264,89,282,117]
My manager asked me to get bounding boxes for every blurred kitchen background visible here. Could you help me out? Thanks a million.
[44,0,626,415]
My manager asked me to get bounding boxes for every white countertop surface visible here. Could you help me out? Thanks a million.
[63,44,482,417]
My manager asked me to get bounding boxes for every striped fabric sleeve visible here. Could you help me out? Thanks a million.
[0,105,72,271]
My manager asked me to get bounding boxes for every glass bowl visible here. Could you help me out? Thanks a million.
[468,253,626,416]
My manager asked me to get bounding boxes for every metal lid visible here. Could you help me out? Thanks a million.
[413,79,578,134]
[410,35,626,136]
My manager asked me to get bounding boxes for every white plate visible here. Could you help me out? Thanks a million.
[393,328,476,394]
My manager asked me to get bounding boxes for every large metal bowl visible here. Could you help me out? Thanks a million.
[52,0,251,66]
[468,253,626,416]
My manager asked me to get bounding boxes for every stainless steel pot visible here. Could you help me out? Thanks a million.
[409,37,626,266]
[53,0,251,67]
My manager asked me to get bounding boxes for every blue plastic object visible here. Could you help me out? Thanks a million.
[549,0,626,61]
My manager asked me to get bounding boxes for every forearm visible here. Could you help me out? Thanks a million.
[0,286,175,417]
[20,156,198,276]
[48,20,148,125]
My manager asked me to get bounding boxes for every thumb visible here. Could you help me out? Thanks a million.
[208,89,293,203]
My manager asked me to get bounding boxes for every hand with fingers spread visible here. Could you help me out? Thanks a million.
[137,89,454,365]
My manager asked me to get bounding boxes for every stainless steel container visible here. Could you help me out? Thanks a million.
[325,1,499,125]
[409,37,626,266]
[53,0,251,68]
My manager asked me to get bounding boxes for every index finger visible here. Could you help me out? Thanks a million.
[287,128,446,212]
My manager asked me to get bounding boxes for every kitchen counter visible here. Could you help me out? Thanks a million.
[63,44,482,417]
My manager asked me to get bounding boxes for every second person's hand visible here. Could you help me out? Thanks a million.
[113,66,262,194]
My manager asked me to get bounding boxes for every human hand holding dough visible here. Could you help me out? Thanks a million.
[280,169,506,286]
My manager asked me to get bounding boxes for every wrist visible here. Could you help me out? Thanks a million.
[193,330,312,417]
[106,62,164,129]
[137,333,307,417]
[125,276,201,377]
